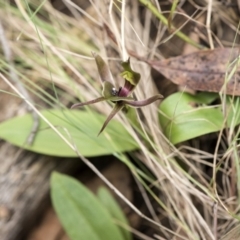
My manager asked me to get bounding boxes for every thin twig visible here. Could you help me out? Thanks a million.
[121,0,127,60]
[213,201,218,240]
[0,21,39,145]
[206,0,214,49]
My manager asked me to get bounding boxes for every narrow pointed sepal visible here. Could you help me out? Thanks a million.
[98,103,124,136]
[71,97,106,109]
[121,94,163,108]
[106,96,134,101]
[93,53,114,83]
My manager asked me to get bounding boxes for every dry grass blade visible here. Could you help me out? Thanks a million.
[220,225,240,240]
[0,20,39,145]
[1,0,240,239]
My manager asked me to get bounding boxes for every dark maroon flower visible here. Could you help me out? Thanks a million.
[71,53,163,135]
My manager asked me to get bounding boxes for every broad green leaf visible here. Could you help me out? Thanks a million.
[0,109,138,157]
[159,92,240,144]
[97,187,132,240]
[188,92,219,104]
[51,172,124,240]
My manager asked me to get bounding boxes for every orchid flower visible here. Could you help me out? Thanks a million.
[71,53,163,135]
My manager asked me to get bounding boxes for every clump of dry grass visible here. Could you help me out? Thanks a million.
[1,0,240,239]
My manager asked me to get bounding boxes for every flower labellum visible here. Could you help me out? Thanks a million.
[71,53,163,135]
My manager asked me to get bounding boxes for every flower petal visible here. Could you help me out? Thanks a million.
[120,58,140,86]
[71,96,134,109]
[93,53,114,83]
[71,97,106,109]
[106,96,134,101]
[102,81,116,98]
[121,94,163,108]
[118,80,134,97]
[98,103,124,136]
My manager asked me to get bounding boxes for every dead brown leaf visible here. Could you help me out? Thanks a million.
[130,48,240,95]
